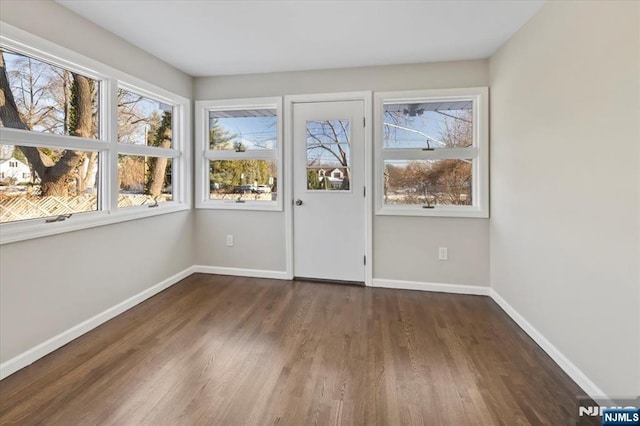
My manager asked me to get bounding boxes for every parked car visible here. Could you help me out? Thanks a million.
[233,184,256,194]
[255,185,271,193]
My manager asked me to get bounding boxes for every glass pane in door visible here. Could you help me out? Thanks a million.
[305,120,351,191]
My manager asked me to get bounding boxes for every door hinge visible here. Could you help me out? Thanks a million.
[364,255,367,265]
[363,117,366,127]
[363,186,366,197]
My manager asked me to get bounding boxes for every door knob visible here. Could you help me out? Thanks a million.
[295,199,303,206]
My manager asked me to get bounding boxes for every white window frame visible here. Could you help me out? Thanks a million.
[374,87,489,218]
[195,97,283,211]
[0,23,191,245]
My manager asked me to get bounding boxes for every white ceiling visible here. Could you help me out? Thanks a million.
[57,0,544,77]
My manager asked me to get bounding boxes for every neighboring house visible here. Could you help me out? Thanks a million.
[318,167,346,180]
[322,168,346,189]
[328,168,344,179]
[308,165,348,189]
[0,157,31,184]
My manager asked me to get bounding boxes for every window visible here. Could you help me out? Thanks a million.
[305,120,351,192]
[374,88,488,217]
[0,27,189,244]
[116,87,180,209]
[195,97,282,210]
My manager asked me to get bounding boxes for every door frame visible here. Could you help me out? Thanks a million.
[284,92,373,286]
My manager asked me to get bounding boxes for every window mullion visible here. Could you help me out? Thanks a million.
[0,129,107,151]
[206,150,277,161]
[107,78,119,212]
[172,103,183,204]
[116,144,179,158]
[381,147,478,161]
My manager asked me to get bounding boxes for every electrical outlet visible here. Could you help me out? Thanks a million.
[226,235,234,247]
[439,247,448,261]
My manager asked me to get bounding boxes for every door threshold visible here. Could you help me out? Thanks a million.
[294,277,365,287]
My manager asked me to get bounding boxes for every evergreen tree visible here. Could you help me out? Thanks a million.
[210,118,236,150]
[307,169,320,190]
[207,119,276,194]
[340,175,350,190]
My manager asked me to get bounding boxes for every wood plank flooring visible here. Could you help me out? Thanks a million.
[0,274,597,425]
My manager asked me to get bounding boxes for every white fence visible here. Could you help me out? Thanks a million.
[0,193,168,223]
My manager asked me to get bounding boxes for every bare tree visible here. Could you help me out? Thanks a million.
[382,106,473,205]
[1,51,94,196]
[306,120,351,189]
[117,89,148,144]
[145,112,171,196]
[435,109,472,148]
[6,54,59,133]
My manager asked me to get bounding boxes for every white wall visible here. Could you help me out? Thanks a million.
[0,214,192,360]
[0,1,194,363]
[195,60,490,286]
[194,210,286,272]
[490,0,640,398]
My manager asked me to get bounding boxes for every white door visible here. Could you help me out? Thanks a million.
[292,100,365,282]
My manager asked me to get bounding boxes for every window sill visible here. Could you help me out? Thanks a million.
[195,200,283,212]
[0,203,190,245]
[376,205,489,218]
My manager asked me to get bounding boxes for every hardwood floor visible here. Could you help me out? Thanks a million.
[0,274,596,425]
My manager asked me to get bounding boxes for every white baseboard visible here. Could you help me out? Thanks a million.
[371,278,490,296]
[0,266,196,381]
[489,288,610,404]
[193,265,289,280]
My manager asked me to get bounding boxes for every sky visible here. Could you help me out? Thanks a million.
[119,90,172,145]
[208,108,472,167]
[306,120,350,167]
[211,115,277,150]
[383,103,470,149]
